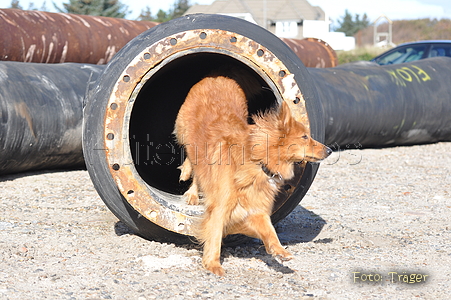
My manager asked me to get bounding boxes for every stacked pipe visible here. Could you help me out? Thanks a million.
[0,9,339,177]
[0,9,158,64]
[0,9,336,67]
[0,9,159,175]
[0,62,105,175]
[281,37,337,68]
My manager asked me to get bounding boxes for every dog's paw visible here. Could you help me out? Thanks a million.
[204,264,225,276]
[275,252,294,262]
[269,246,293,261]
[184,191,200,205]
[178,165,191,182]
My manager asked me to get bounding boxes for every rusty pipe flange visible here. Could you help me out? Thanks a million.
[83,14,324,243]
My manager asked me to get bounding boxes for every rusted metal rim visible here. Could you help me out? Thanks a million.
[103,28,311,236]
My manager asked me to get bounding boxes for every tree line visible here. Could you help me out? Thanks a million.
[8,0,191,21]
[334,9,370,36]
[7,0,369,35]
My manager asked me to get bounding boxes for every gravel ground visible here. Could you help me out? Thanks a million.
[0,142,450,299]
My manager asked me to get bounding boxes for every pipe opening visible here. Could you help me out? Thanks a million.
[129,52,278,201]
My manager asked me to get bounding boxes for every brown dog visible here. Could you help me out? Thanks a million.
[174,75,331,276]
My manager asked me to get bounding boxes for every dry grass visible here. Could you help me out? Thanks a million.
[355,18,451,47]
[336,46,389,64]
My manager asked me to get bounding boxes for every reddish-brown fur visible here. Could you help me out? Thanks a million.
[174,75,331,276]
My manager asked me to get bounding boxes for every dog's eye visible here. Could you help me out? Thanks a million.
[301,135,308,139]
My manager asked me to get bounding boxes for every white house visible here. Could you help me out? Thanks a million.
[185,0,325,40]
[185,0,355,51]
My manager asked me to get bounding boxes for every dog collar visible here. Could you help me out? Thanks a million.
[261,164,284,185]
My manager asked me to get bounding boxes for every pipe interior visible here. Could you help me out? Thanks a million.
[129,53,278,197]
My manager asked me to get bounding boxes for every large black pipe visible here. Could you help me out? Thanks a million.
[82,14,324,243]
[3,58,449,176]
[0,61,104,175]
[310,59,451,148]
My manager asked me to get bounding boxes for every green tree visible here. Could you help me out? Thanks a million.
[55,0,129,18]
[170,0,190,19]
[137,6,152,21]
[154,9,171,22]
[137,7,170,22]
[9,0,48,11]
[136,0,190,22]
[38,1,48,11]
[335,9,370,36]
[9,0,23,9]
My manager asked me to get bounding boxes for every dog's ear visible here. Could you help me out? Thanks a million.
[279,101,293,128]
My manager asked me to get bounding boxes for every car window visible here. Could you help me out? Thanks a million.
[376,45,427,65]
[428,45,451,58]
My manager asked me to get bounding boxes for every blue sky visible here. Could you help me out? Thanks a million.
[1,0,450,22]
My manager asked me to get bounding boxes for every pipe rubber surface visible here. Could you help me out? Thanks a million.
[0,61,104,175]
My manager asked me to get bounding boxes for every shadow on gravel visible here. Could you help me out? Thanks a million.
[0,168,85,182]
[114,221,136,236]
[113,205,328,275]
[221,205,328,274]
[275,205,328,245]
[113,205,327,244]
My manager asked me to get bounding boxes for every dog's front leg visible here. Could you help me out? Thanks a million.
[239,213,293,261]
[200,208,225,276]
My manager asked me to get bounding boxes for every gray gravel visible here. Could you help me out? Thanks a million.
[1,142,450,299]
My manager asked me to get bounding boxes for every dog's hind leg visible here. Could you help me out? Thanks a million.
[178,157,200,205]
[183,177,200,205]
[178,157,193,182]
[237,213,293,261]
[200,206,226,276]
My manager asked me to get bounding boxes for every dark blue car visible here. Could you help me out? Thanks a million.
[371,40,451,65]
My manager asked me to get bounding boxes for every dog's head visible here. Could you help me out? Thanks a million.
[250,101,332,166]
[277,101,332,164]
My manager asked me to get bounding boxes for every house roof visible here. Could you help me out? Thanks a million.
[185,0,325,26]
